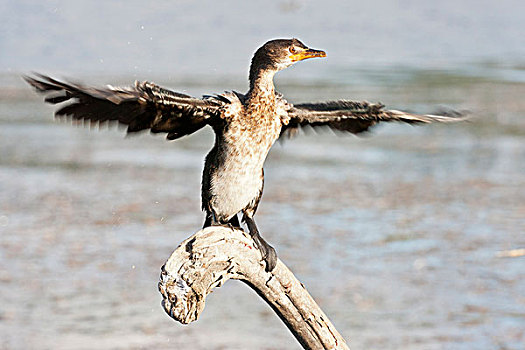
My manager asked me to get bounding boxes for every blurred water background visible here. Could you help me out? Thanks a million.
[1,1,524,349]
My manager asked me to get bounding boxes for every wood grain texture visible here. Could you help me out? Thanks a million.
[158,226,349,350]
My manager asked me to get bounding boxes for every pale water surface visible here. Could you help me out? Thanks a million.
[1,1,525,349]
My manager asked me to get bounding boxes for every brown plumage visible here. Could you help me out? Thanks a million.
[25,38,466,271]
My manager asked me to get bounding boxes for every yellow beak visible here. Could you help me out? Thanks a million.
[290,48,327,62]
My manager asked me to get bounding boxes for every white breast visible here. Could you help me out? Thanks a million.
[205,91,283,221]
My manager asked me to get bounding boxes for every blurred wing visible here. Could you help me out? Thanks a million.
[281,100,466,137]
[24,74,226,140]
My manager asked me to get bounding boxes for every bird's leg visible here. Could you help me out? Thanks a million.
[227,214,242,230]
[204,212,242,230]
[203,211,216,228]
[243,214,277,272]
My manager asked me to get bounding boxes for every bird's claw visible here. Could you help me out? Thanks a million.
[260,242,277,272]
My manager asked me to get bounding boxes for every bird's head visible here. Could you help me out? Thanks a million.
[249,39,326,83]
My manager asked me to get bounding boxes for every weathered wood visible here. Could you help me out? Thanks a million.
[158,226,349,350]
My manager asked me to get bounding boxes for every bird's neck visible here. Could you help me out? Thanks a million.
[247,67,276,102]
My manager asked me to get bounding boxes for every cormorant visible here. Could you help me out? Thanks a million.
[25,38,464,272]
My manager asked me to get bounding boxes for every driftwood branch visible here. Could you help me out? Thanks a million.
[158,226,349,350]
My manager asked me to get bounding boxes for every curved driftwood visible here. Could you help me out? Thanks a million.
[158,226,349,350]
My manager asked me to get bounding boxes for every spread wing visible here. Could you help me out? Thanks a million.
[24,74,226,140]
[281,100,466,137]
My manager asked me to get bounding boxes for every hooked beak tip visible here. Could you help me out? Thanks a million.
[290,48,326,62]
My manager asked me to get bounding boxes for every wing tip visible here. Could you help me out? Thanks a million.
[425,108,472,122]
[23,72,66,93]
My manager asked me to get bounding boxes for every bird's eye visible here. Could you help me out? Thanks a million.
[289,46,297,54]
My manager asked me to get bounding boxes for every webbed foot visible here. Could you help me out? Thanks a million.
[244,215,278,272]
[258,240,277,272]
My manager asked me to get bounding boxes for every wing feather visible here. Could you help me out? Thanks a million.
[25,74,225,139]
[281,100,467,137]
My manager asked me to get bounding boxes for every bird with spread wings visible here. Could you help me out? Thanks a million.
[25,38,465,271]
